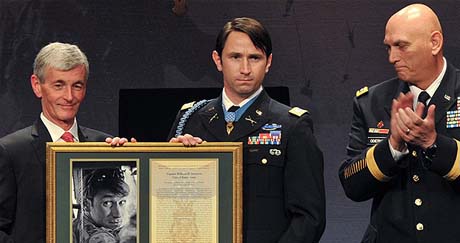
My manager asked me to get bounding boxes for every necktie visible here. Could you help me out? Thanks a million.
[417,91,430,118]
[225,106,240,135]
[61,131,74,142]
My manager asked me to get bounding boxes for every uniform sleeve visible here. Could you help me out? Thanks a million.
[278,115,326,243]
[339,97,401,202]
[427,134,460,189]
[0,143,17,243]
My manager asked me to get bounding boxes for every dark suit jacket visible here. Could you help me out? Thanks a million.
[0,119,110,243]
[339,63,460,243]
[169,90,325,243]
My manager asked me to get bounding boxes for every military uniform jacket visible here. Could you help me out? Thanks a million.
[169,90,325,243]
[0,119,110,243]
[339,63,460,243]
[73,215,120,243]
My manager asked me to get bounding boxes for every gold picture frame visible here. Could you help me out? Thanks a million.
[46,142,243,243]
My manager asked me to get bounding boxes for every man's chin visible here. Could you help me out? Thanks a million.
[396,73,410,82]
[236,87,257,96]
[57,113,77,122]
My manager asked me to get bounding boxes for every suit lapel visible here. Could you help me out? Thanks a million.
[78,126,88,142]
[30,119,52,168]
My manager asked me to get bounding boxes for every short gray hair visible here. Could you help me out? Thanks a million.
[33,42,89,82]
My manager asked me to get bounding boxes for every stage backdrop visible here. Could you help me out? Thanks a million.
[2,1,460,242]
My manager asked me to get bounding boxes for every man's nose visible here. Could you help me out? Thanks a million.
[240,58,251,74]
[111,204,122,217]
[63,86,73,101]
[388,47,399,64]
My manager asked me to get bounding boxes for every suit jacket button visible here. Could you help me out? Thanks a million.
[414,198,422,206]
[412,150,417,157]
[412,175,420,182]
[261,158,268,164]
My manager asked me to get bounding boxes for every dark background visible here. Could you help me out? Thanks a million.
[2,1,460,242]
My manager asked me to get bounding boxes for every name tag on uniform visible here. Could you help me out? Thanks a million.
[368,137,384,145]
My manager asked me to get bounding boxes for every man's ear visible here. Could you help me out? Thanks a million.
[83,198,92,212]
[212,50,223,72]
[31,75,42,98]
[265,53,273,73]
[431,31,443,56]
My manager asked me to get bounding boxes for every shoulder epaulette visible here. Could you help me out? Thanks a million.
[181,101,196,111]
[289,107,309,117]
[356,86,369,98]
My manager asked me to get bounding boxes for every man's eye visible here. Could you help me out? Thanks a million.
[119,200,127,206]
[54,84,63,89]
[102,201,113,207]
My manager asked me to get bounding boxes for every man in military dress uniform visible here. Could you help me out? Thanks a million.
[169,17,325,243]
[339,4,460,243]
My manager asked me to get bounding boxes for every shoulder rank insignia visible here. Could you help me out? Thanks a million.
[289,107,309,117]
[181,101,196,111]
[356,86,369,98]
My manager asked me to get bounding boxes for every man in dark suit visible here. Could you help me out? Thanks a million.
[169,17,325,243]
[0,42,130,243]
[339,4,460,242]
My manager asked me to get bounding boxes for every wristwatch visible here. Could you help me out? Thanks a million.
[422,143,437,161]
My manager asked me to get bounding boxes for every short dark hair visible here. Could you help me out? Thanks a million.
[83,168,129,200]
[215,17,272,57]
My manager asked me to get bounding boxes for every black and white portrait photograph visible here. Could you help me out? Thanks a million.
[71,161,137,243]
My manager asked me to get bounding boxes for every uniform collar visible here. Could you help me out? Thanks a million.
[198,90,271,141]
[409,57,447,109]
[222,86,263,111]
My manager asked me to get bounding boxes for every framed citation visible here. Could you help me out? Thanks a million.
[46,142,242,243]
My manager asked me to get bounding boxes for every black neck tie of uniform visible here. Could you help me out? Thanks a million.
[228,105,240,112]
[418,91,430,119]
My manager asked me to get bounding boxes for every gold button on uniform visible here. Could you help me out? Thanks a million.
[261,158,268,164]
[415,198,422,206]
[416,223,424,231]
[412,151,417,157]
[412,175,420,182]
